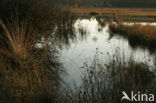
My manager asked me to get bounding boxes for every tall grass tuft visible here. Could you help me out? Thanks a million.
[0,0,76,46]
[0,16,62,102]
[0,17,36,58]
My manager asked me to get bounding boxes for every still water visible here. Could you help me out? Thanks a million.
[60,18,155,85]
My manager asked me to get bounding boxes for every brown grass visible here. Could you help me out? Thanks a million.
[0,15,61,103]
[0,0,75,102]
[0,47,60,103]
[108,21,156,52]
[109,22,156,40]
[71,8,156,15]
[0,17,36,58]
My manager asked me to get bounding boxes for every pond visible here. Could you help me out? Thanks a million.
[60,18,155,85]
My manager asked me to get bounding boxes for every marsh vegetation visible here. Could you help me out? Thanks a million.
[1,0,156,103]
[109,22,156,52]
[60,19,156,103]
[62,51,156,103]
[0,0,75,103]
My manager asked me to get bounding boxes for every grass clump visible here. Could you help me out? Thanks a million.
[0,17,35,58]
[0,16,62,103]
[0,0,76,46]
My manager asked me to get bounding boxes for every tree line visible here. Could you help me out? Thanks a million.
[59,0,156,8]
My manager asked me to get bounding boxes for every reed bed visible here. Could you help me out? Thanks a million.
[62,51,156,103]
[109,22,156,40]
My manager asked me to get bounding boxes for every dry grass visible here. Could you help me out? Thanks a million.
[0,0,76,44]
[62,51,156,103]
[0,15,61,103]
[71,8,156,15]
[109,22,156,40]
[0,47,61,103]
[0,0,76,103]
[108,22,156,52]
[72,8,156,22]
[0,17,36,58]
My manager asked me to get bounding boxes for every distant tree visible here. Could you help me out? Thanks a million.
[59,0,156,8]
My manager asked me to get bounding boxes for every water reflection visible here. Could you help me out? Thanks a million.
[60,18,155,84]
[109,22,156,53]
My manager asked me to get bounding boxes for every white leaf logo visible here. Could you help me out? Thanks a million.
[121,91,131,101]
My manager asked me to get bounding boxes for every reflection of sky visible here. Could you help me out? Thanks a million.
[60,18,155,85]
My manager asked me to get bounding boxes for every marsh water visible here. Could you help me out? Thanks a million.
[60,18,156,85]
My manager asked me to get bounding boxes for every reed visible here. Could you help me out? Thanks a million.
[62,51,156,103]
